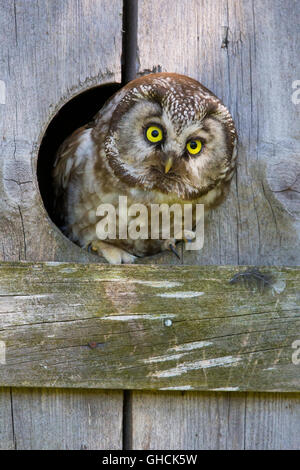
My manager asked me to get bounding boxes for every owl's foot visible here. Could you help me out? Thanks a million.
[88,240,136,264]
[163,230,196,259]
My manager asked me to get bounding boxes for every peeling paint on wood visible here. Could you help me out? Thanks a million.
[156,291,205,298]
[150,356,243,378]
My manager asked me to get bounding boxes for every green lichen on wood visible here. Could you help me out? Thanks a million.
[0,262,299,391]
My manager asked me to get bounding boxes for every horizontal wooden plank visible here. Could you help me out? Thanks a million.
[0,262,299,391]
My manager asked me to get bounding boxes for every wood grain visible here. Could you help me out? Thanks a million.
[131,391,246,450]
[0,387,15,449]
[0,262,299,392]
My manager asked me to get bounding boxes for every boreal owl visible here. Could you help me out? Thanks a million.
[53,73,237,263]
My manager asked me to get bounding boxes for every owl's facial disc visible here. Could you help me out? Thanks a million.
[104,73,237,200]
[143,122,204,173]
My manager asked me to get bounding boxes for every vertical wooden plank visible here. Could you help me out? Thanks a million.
[131,391,246,450]
[235,0,300,450]
[245,393,300,450]
[0,0,124,450]
[131,392,300,450]
[138,0,300,267]
[137,0,239,268]
[133,0,300,450]
[0,388,15,449]
[10,388,123,450]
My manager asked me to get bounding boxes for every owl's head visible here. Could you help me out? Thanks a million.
[94,73,237,202]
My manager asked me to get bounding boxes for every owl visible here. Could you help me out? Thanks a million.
[53,73,237,264]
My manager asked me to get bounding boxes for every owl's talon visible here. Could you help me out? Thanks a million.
[163,229,196,258]
[87,240,136,264]
[87,243,95,253]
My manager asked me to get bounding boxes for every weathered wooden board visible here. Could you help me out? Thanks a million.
[0,0,124,451]
[244,392,300,450]
[0,262,299,391]
[133,0,300,449]
[130,391,247,450]
[10,387,123,450]
[130,391,300,450]
[0,387,15,449]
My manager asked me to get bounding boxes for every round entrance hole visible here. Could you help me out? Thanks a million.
[37,83,120,227]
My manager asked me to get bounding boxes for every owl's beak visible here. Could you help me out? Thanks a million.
[164,157,173,174]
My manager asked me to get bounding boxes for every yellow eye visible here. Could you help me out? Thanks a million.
[186,139,202,155]
[145,125,163,143]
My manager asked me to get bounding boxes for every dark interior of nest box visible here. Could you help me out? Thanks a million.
[37,83,120,226]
